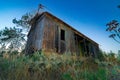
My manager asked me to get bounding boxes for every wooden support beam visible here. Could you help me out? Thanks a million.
[83,39,87,56]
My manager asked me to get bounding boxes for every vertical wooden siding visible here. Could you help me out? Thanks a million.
[25,17,45,54]
[42,16,76,54]
[42,16,56,51]
[26,13,99,57]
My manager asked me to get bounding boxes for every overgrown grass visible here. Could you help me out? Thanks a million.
[0,51,120,80]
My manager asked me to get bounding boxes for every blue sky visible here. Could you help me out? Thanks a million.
[0,0,120,53]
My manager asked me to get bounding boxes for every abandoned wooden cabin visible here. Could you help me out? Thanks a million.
[25,12,99,57]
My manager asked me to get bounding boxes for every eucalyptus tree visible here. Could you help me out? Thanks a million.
[0,4,45,52]
[0,27,26,51]
[106,20,120,44]
[12,13,33,31]
[106,5,120,44]
[0,13,33,52]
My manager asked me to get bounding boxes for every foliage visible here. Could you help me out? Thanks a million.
[12,12,33,30]
[0,12,34,52]
[106,5,120,44]
[0,51,120,80]
[106,20,120,44]
[0,27,26,51]
[97,49,106,61]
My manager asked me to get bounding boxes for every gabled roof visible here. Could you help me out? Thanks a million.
[29,12,98,46]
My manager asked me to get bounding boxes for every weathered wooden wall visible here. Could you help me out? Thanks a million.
[42,15,76,54]
[42,16,56,51]
[25,15,45,54]
[25,12,99,57]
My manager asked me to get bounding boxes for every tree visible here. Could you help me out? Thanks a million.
[0,12,34,52]
[106,5,120,44]
[0,4,44,53]
[106,20,120,44]
[0,27,26,51]
[12,13,33,31]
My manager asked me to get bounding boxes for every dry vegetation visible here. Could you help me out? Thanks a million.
[0,51,120,80]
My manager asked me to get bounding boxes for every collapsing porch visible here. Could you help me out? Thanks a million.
[74,33,96,57]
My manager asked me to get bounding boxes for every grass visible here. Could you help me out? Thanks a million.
[0,51,120,80]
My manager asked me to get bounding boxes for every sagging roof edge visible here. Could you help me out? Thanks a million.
[29,12,99,46]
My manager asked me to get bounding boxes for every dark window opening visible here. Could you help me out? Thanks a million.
[61,29,65,41]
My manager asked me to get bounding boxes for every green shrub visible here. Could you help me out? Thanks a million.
[0,51,120,80]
